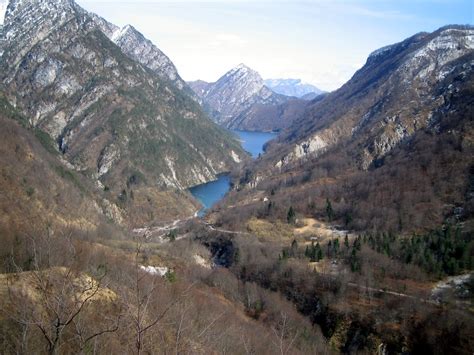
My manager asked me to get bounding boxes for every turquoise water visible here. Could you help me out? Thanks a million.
[190,130,277,216]
[232,130,278,158]
[190,175,231,217]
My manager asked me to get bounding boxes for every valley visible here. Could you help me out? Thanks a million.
[0,0,472,354]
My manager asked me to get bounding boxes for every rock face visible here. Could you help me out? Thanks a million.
[271,25,474,169]
[189,64,291,131]
[110,24,189,92]
[264,78,325,99]
[0,0,244,224]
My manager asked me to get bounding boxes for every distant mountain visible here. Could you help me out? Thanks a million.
[189,64,304,131]
[264,78,325,99]
[300,92,324,101]
[0,0,244,226]
[188,79,212,97]
[231,25,474,233]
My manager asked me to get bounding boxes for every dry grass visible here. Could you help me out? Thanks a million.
[246,217,294,242]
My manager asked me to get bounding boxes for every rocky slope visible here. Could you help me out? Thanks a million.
[0,0,244,225]
[272,25,474,169]
[228,25,474,232]
[110,24,191,93]
[189,64,293,131]
[264,78,325,99]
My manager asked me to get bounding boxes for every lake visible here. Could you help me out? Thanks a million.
[190,175,231,217]
[231,130,278,158]
[190,130,277,216]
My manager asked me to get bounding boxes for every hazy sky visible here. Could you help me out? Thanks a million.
[76,0,473,91]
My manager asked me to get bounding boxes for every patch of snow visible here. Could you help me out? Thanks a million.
[140,265,169,276]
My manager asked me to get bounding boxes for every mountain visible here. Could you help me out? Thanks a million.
[226,25,474,233]
[0,0,244,226]
[300,91,324,100]
[110,24,191,93]
[188,79,211,97]
[189,64,294,131]
[264,78,325,99]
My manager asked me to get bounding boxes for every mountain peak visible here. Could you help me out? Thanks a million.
[235,63,251,70]
[110,22,185,89]
[5,0,75,21]
[228,63,260,77]
[264,78,325,98]
[189,64,290,129]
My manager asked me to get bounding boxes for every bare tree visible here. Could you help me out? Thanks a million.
[123,235,195,354]
[4,229,119,354]
[271,312,299,355]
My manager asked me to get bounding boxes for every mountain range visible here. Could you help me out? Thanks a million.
[189,67,327,132]
[0,0,473,352]
[224,25,474,233]
[0,0,245,226]
[264,78,325,99]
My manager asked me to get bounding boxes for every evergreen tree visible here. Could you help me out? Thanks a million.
[287,206,296,224]
[290,239,298,257]
[344,212,352,226]
[326,198,334,222]
[316,243,323,261]
[333,238,340,255]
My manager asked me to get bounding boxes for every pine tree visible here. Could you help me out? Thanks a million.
[317,247,323,261]
[333,238,340,254]
[326,198,334,222]
[291,239,298,257]
[287,206,296,224]
[344,212,352,226]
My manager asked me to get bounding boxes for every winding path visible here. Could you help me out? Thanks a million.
[133,215,250,242]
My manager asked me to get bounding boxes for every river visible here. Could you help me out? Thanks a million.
[190,130,277,216]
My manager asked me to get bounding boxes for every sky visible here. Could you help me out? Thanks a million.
[76,0,473,91]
